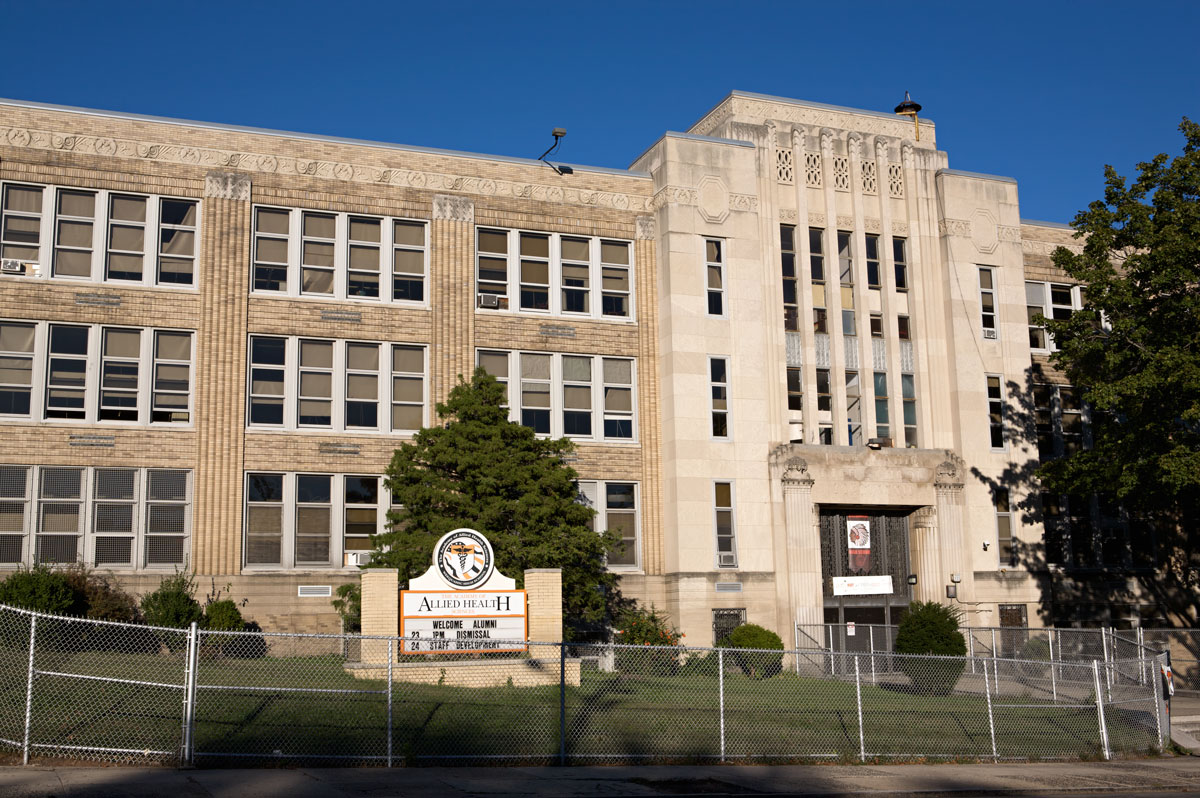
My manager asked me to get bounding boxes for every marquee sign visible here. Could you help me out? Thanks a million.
[400,528,528,655]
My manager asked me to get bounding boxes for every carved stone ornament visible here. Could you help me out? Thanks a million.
[779,208,798,222]
[791,127,805,148]
[729,193,759,213]
[650,185,698,211]
[697,176,730,223]
[836,215,855,229]
[939,219,972,237]
[432,194,474,223]
[864,217,881,233]
[729,96,929,143]
[635,216,656,240]
[971,209,998,254]
[1022,239,1084,256]
[934,456,966,486]
[782,457,813,485]
[820,130,835,158]
[875,139,889,162]
[892,221,909,236]
[902,143,915,170]
[809,212,826,226]
[997,225,1021,243]
[846,134,862,160]
[204,171,251,200]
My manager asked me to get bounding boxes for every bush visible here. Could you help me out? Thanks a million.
[61,565,139,623]
[894,601,967,695]
[719,623,784,679]
[613,605,681,675]
[140,572,202,636]
[203,599,244,631]
[331,583,361,633]
[0,565,79,615]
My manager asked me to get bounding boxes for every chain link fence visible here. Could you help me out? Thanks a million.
[0,603,1169,767]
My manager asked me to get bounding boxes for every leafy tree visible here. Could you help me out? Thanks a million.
[374,368,620,639]
[1040,119,1200,616]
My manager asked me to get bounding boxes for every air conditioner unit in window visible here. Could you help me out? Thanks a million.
[1,259,29,274]
[345,551,373,567]
[477,293,500,309]
[717,554,737,568]
[982,328,998,339]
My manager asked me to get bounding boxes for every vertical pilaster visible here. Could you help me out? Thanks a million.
[361,568,399,664]
[194,171,250,576]
[791,128,819,444]
[935,456,971,601]
[635,216,663,577]
[910,505,942,603]
[430,195,475,407]
[782,458,822,627]
[820,130,848,444]
[525,567,563,659]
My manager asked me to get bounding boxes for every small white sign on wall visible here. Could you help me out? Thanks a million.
[832,575,894,596]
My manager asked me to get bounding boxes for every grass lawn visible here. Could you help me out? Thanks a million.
[0,644,1163,766]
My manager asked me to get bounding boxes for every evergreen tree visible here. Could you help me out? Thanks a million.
[373,368,620,638]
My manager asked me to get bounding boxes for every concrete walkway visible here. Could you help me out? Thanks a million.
[2,759,1200,797]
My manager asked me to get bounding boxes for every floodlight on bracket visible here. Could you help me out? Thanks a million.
[894,91,923,141]
[537,128,573,176]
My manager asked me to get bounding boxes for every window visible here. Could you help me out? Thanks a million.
[1026,281,1082,350]
[786,367,802,411]
[712,608,746,646]
[842,309,856,337]
[865,234,881,289]
[897,315,910,340]
[579,481,640,569]
[1,321,192,424]
[870,314,883,338]
[705,238,724,316]
[0,183,198,286]
[252,206,427,303]
[1034,383,1086,461]
[987,375,1005,448]
[901,373,917,447]
[816,368,831,412]
[873,372,889,440]
[813,308,828,334]
[244,472,389,568]
[714,481,737,568]
[710,357,729,439]
[781,225,798,331]
[248,336,426,433]
[477,350,636,442]
[476,227,632,319]
[809,228,825,283]
[994,487,1014,567]
[893,238,908,291]
[0,466,189,569]
[818,424,833,445]
[837,232,853,285]
[979,267,997,336]
[845,371,862,445]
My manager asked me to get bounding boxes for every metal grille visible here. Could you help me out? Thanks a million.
[35,534,77,563]
[148,469,188,501]
[146,471,188,566]
[0,465,28,499]
[94,536,133,565]
[0,534,21,563]
[145,535,185,565]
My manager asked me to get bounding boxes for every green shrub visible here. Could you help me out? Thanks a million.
[894,601,967,695]
[140,572,202,633]
[719,623,784,679]
[332,583,361,633]
[203,599,244,631]
[678,651,718,677]
[62,565,139,623]
[613,605,681,675]
[0,565,79,615]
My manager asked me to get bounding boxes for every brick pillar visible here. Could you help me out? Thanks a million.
[430,195,475,406]
[634,216,663,576]
[193,172,251,576]
[360,568,399,663]
[525,568,562,660]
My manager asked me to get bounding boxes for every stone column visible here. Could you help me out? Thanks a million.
[430,195,475,406]
[935,456,970,600]
[525,568,562,660]
[634,216,663,576]
[782,458,823,627]
[193,172,251,576]
[909,505,942,603]
[360,568,399,664]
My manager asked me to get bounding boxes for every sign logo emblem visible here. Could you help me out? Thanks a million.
[435,529,495,589]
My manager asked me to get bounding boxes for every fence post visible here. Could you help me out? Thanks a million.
[180,621,198,767]
[718,648,726,763]
[21,614,37,766]
[1152,652,1164,750]
[1050,644,1058,704]
[983,655,997,763]
[991,628,998,660]
[559,641,567,766]
[968,630,976,674]
[869,627,876,685]
[386,638,393,768]
[1093,660,1111,760]
[854,655,865,762]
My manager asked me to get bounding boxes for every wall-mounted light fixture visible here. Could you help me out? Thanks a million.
[906,574,918,586]
[950,573,962,584]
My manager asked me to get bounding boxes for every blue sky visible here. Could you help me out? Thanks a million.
[2,1,1196,223]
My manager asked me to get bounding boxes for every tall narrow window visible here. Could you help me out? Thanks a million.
[705,238,724,316]
[347,217,381,299]
[870,313,883,338]
[476,228,509,307]
[520,353,551,433]
[0,465,29,564]
[477,350,510,401]
[809,228,825,283]
[1033,384,1055,460]
[295,474,332,565]
[245,473,283,565]
[343,476,378,555]
[345,342,380,429]
[298,339,334,427]
[38,467,83,564]
[1060,387,1083,456]
[897,315,911,340]
[105,195,146,282]
[152,332,191,424]
[0,322,35,416]
[902,374,917,447]
[846,371,861,445]
[604,483,637,567]
[53,190,95,278]
[987,375,1004,448]
[601,240,631,317]
[893,238,908,291]
[562,355,593,436]
[391,345,425,431]
[46,325,89,419]
[99,328,140,421]
[157,199,197,286]
[818,424,833,444]
[781,225,798,331]
[1050,284,1075,322]
[2,184,43,263]
[979,267,997,337]
[249,336,287,425]
[602,358,634,439]
[299,211,335,295]
[787,367,803,411]
[392,220,426,302]
[994,487,1014,567]
[92,468,136,566]
[145,469,188,566]
[254,208,291,292]
[865,234,880,288]
[842,309,856,336]
[710,357,729,438]
[837,231,853,285]
[816,368,831,412]
[873,371,889,440]
[561,237,590,314]
[519,232,550,310]
[714,481,737,568]
[813,307,828,334]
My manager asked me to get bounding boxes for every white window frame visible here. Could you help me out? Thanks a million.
[0,320,194,426]
[242,471,391,570]
[709,356,730,440]
[577,480,641,571]
[713,480,738,569]
[978,266,997,337]
[475,349,638,443]
[705,237,725,317]
[994,487,1014,568]
[1026,280,1083,352]
[0,465,191,570]
[0,181,200,288]
[246,335,427,434]
[474,227,635,321]
[250,205,429,306]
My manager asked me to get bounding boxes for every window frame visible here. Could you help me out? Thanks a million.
[578,479,641,571]
[1026,280,1083,352]
[986,374,1005,450]
[994,487,1014,568]
[978,266,997,337]
[713,480,738,569]
[709,356,730,440]
[704,237,725,318]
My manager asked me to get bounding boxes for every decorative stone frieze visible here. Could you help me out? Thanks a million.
[432,194,474,223]
[204,171,251,200]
